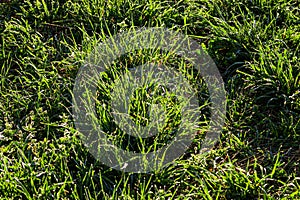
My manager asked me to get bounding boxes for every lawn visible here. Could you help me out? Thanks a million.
[0,0,299,199]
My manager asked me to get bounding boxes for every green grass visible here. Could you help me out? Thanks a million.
[0,0,299,199]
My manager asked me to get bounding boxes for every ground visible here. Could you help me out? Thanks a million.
[0,0,299,199]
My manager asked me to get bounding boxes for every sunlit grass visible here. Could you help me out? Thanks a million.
[0,0,299,199]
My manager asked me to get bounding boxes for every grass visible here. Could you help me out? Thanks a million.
[0,0,299,199]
